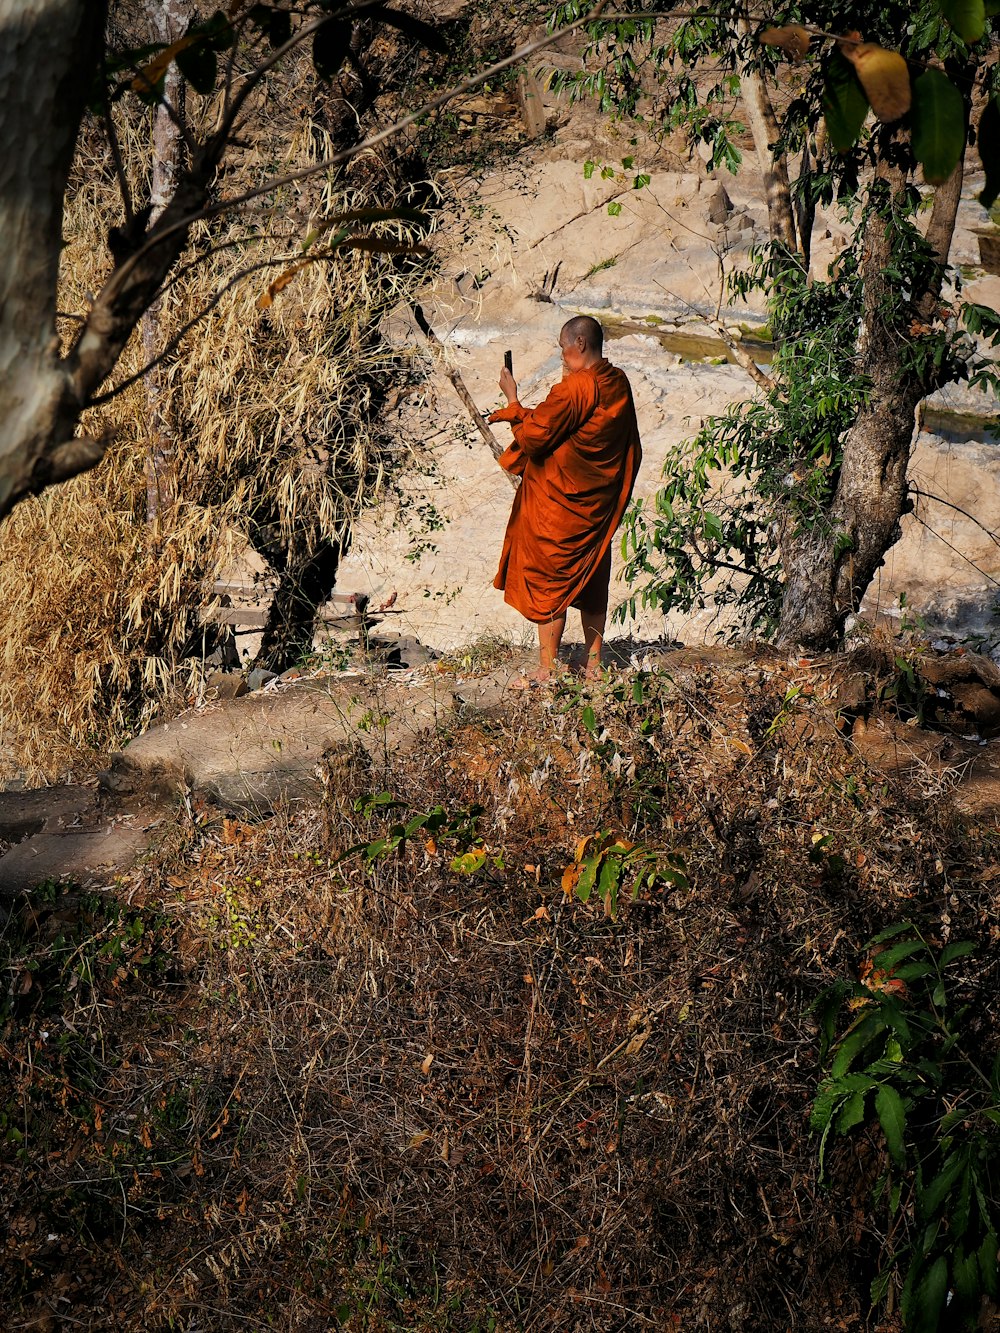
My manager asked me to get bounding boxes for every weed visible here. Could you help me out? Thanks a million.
[812,925,1000,1331]
[584,255,619,278]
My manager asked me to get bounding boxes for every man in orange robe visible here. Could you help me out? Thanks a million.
[488,316,642,682]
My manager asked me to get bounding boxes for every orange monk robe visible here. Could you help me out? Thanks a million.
[492,358,642,624]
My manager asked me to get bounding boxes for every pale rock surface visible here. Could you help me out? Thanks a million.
[104,674,460,812]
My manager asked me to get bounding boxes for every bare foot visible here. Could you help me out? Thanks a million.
[511,667,553,690]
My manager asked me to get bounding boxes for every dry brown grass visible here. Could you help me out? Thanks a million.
[0,68,428,784]
[4,652,999,1329]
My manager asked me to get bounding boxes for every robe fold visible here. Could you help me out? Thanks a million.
[493,358,642,624]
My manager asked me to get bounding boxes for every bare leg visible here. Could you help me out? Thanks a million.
[536,613,567,679]
[581,609,606,679]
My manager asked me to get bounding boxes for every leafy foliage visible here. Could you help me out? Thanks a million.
[812,926,1000,1331]
[547,0,998,640]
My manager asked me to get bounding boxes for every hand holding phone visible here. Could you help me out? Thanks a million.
[504,350,513,374]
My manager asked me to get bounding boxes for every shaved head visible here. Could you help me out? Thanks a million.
[560,315,604,354]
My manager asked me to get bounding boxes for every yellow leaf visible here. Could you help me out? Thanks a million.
[839,37,911,122]
[760,24,811,62]
[562,862,581,896]
[574,834,592,863]
[132,35,197,92]
[408,1131,431,1149]
[420,1053,434,1075]
[730,737,753,756]
[625,1029,650,1057]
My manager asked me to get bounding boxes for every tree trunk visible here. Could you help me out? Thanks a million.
[776,138,966,650]
[142,0,186,526]
[0,0,107,517]
[737,16,797,254]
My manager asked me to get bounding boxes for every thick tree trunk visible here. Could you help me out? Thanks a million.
[256,542,344,673]
[0,0,107,516]
[0,0,222,523]
[775,142,965,649]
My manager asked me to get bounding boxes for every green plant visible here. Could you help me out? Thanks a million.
[880,653,930,724]
[561,831,688,918]
[344,792,489,871]
[812,924,1000,1332]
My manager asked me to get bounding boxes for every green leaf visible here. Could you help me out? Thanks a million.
[875,1083,907,1166]
[918,1152,965,1219]
[581,704,597,734]
[880,1006,913,1049]
[811,981,852,1057]
[938,0,986,42]
[873,938,927,969]
[951,1245,982,1319]
[940,939,977,967]
[450,849,488,875]
[575,853,601,904]
[598,854,622,915]
[891,961,935,982]
[830,1017,880,1078]
[703,511,724,543]
[867,921,916,948]
[977,98,1000,210]
[978,1232,999,1298]
[870,1267,893,1306]
[810,1085,843,1132]
[911,1255,949,1333]
[912,68,966,185]
[608,201,623,217]
[823,48,869,152]
[836,1088,869,1133]
[313,18,350,80]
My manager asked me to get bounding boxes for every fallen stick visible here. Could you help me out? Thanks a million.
[411,303,518,490]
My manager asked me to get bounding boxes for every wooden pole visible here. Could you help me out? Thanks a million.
[412,304,518,490]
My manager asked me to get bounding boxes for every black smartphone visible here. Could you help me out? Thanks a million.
[504,350,513,374]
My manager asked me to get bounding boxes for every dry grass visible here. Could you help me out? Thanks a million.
[4,652,1000,1329]
[0,63,428,784]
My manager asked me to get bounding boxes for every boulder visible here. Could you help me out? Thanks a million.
[102,675,456,813]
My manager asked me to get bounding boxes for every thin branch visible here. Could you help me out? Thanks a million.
[911,513,1000,587]
[102,100,135,228]
[88,251,357,405]
[910,482,1000,555]
[651,275,778,393]
[104,3,616,294]
[155,232,294,299]
[214,1,393,147]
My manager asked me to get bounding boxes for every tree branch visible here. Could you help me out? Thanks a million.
[103,4,617,292]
